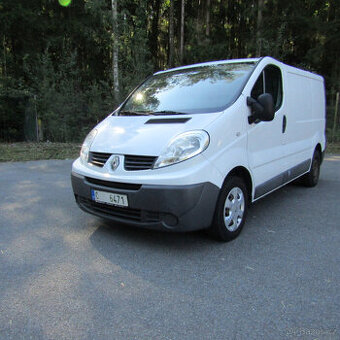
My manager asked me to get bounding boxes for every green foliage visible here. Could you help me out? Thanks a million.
[0,0,339,142]
[22,47,113,142]
[0,142,80,162]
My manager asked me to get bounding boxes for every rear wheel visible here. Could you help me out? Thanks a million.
[301,150,321,187]
[210,176,248,242]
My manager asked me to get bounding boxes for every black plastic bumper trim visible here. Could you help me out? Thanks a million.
[254,159,311,199]
[71,172,220,232]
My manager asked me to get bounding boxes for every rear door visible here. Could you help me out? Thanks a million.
[247,64,286,199]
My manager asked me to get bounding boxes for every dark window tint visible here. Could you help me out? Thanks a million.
[251,65,283,111]
[119,62,256,115]
[264,65,282,110]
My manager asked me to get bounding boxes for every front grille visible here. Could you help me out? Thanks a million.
[124,155,157,171]
[89,152,112,167]
[88,152,157,170]
[85,177,141,191]
[78,197,160,223]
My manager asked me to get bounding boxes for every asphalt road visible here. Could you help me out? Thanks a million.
[0,156,339,340]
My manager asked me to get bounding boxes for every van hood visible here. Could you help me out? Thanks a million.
[90,113,222,155]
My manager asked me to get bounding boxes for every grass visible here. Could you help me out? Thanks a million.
[0,141,339,163]
[0,142,81,162]
[326,142,340,154]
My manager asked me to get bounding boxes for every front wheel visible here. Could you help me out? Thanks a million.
[210,176,248,242]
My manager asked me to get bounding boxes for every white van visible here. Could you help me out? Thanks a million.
[71,56,326,241]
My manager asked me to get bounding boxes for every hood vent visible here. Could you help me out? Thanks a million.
[145,118,191,124]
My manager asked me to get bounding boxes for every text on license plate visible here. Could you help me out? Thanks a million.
[91,189,128,207]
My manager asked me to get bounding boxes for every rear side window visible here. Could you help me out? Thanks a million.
[251,65,283,111]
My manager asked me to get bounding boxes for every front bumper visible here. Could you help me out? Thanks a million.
[71,172,219,232]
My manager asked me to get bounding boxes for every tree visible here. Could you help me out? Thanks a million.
[256,0,264,56]
[179,0,185,64]
[169,0,175,68]
[206,0,210,38]
[111,0,120,102]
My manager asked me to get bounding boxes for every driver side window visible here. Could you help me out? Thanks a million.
[251,65,283,111]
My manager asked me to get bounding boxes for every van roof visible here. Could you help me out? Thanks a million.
[155,57,324,81]
[155,58,261,75]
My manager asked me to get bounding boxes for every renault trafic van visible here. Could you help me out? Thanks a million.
[71,56,326,241]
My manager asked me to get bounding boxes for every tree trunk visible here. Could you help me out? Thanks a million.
[179,0,185,64]
[3,35,6,77]
[149,0,161,69]
[111,0,119,102]
[206,0,210,37]
[169,0,175,67]
[195,0,201,38]
[256,0,263,57]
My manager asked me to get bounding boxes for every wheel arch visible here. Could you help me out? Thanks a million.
[224,166,253,202]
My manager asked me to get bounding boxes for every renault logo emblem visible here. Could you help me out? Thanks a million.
[110,155,120,171]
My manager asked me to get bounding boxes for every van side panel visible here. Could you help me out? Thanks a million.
[242,57,325,200]
[284,70,325,171]
[311,79,326,151]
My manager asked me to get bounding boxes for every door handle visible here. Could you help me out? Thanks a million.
[282,115,287,133]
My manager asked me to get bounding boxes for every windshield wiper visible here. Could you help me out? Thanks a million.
[149,110,188,116]
[119,110,150,116]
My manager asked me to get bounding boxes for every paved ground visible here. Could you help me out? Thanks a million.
[0,156,339,340]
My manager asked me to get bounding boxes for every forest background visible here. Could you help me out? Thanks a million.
[0,0,339,143]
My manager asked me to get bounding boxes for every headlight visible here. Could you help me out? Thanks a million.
[154,130,210,169]
[80,129,97,164]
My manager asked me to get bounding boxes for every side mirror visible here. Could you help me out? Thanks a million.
[247,93,275,124]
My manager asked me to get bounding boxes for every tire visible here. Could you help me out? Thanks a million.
[210,176,248,242]
[301,150,321,187]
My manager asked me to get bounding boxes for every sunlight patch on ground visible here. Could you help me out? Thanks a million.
[1,263,93,339]
[45,206,73,225]
[6,235,43,260]
[324,155,340,162]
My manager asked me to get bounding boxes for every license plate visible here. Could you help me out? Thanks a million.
[91,189,128,207]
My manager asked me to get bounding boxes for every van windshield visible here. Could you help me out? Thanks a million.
[119,62,255,115]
